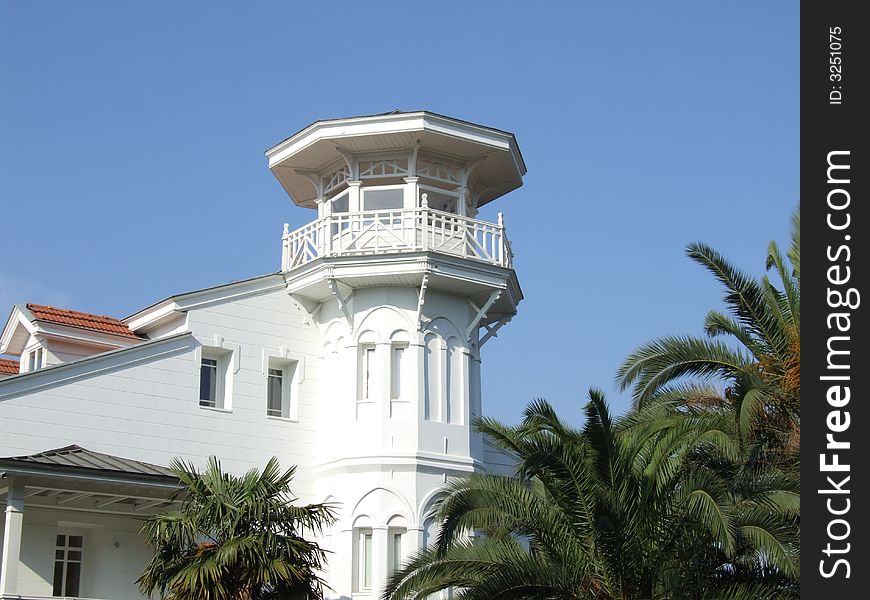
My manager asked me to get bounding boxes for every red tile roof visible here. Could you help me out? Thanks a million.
[0,358,19,375]
[26,304,140,338]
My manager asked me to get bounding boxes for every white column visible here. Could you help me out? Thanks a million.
[348,181,362,212]
[333,527,354,600]
[440,340,449,423]
[372,525,389,598]
[455,186,468,217]
[416,341,428,421]
[0,477,25,596]
[380,341,391,422]
[409,524,425,552]
[403,177,419,209]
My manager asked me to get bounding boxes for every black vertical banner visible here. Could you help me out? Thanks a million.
[802,0,869,597]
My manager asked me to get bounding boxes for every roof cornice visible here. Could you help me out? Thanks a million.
[0,332,195,401]
[124,272,284,330]
[265,110,526,175]
[0,305,37,355]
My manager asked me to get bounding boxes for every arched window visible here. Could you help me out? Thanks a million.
[387,515,408,576]
[390,330,411,419]
[351,516,374,593]
[357,331,378,419]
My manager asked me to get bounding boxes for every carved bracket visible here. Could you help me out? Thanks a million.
[479,315,512,347]
[465,290,502,341]
[328,278,354,330]
[415,273,430,331]
[288,293,322,332]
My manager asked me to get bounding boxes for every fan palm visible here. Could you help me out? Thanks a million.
[617,208,800,460]
[383,391,799,600]
[138,456,336,600]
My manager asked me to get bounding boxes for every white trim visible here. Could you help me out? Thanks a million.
[313,451,483,475]
[0,305,38,354]
[123,273,285,330]
[266,112,524,172]
[0,333,195,401]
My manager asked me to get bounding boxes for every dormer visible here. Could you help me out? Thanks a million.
[0,304,145,373]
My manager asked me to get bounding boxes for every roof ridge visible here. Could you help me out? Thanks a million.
[24,303,141,338]
[26,303,126,323]
[26,444,84,458]
[4,444,176,478]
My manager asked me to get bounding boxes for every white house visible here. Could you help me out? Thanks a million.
[0,110,525,600]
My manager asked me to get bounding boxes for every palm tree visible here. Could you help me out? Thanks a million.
[383,391,799,600]
[617,208,800,462]
[138,456,335,600]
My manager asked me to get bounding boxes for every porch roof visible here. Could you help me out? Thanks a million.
[0,445,181,517]
[0,444,177,484]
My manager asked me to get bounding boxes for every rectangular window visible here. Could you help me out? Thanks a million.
[362,532,373,589]
[362,187,404,211]
[199,357,219,407]
[267,368,284,417]
[53,534,83,597]
[392,532,403,574]
[391,345,405,399]
[362,346,376,400]
[266,359,297,419]
[28,347,44,371]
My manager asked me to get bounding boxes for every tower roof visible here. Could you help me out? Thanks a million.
[265,110,526,208]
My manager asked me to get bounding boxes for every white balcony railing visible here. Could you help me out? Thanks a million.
[281,208,513,272]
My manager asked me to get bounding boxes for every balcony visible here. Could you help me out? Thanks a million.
[281,208,513,272]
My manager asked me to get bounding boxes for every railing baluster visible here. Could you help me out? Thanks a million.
[281,207,511,270]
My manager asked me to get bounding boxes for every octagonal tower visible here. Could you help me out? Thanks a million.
[266,111,524,599]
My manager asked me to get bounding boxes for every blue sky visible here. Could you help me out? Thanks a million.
[0,1,798,423]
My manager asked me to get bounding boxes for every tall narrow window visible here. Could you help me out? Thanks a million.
[53,534,83,597]
[362,531,373,589]
[267,368,283,416]
[391,531,403,574]
[424,334,440,421]
[447,338,464,425]
[28,347,44,371]
[199,357,219,407]
[390,345,405,399]
[362,346,376,400]
[266,359,297,419]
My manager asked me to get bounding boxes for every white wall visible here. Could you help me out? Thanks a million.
[1,507,151,600]
[0,280,513,600]
[0,287,322,500]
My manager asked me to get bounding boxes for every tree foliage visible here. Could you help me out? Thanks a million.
[618,207,800,466]
[384,391,799,600]
[138,456,335,600]
[384,209,800,600]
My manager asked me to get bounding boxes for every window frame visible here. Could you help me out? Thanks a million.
[389,528,406,575]
[266,358,298,420]
[199,356,220,408]
[53,533,84,597]
[360,344,377,402]
[360,529,373,590]
[27,347,44,372]
[198,347,232,411]
[267,367,284,417]
[360,184,406,212]
[390,343,408,401]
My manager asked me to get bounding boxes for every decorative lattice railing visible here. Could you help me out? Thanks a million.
[281,208,512,272]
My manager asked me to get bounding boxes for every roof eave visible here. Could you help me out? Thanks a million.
[265,110,525,172]
[0,305,37,355]
[0,461,180,489]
